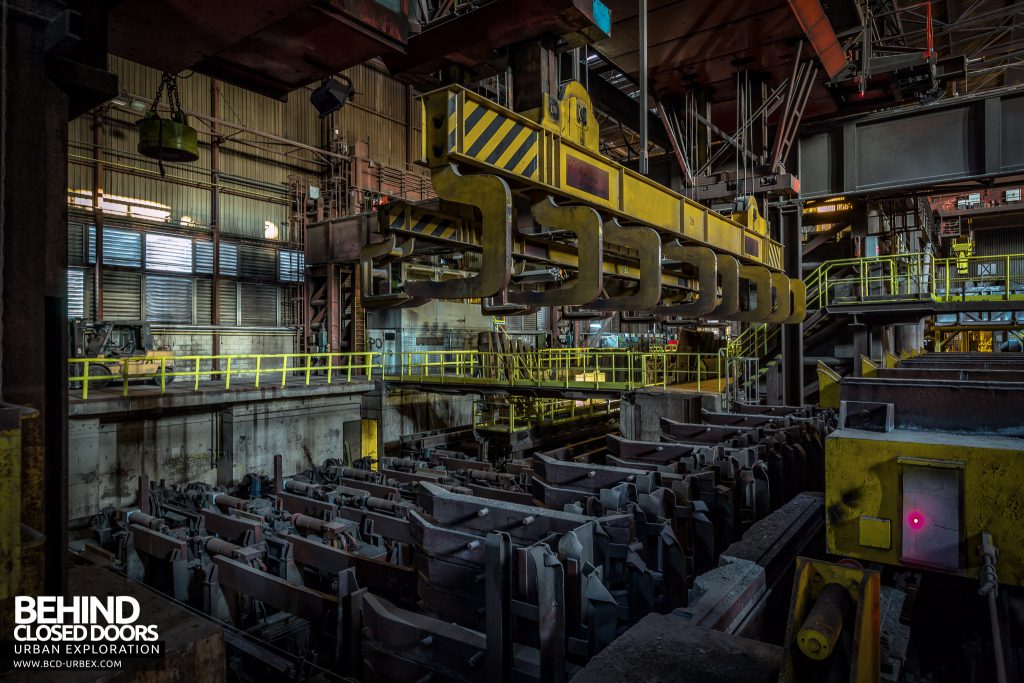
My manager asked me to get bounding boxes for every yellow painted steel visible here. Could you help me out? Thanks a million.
[68,352,381,399]
[729,250,1024,362]
[816,361,841,409]
[421,84,785,271]
[884,351,899,368]
[69,349,755,398]
[386,205,696,290]
[383,348,729,392]
[826,429,1024,586]
[474,397,619,434]
[859,355,878,377]
[781,557,880,683]
[361,419,379,470]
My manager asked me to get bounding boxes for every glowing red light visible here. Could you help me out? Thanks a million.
[907,511,926,530]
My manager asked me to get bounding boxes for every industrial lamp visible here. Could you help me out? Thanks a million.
[310,76,355,117]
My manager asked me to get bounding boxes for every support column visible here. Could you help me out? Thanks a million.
[3,0,116,596]
[780,202,804,406]
[211,80,221,358]
[509,36,559,118]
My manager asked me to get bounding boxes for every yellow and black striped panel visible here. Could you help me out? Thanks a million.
[455,97,539,180]
[389,208,460,242]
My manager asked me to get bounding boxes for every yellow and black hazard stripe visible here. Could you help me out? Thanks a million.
[456,99,539,180]
[389,209,460,241]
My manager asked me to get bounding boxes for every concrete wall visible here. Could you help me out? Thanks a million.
[69,393,362,523]
[376,388,476,448]
[620,390,720,442]
[152,328,295,357]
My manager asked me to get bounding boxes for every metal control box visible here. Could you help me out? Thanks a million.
[825,427,1024,585]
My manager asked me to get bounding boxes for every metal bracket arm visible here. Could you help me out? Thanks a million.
[764,272,792,323]
[654,244,718,317]
[590,219,662,311]
[510,197,603,307]
[733,265,773,321]
[406,163,513,300]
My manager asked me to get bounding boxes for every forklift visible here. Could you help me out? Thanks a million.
[68,320,175,389]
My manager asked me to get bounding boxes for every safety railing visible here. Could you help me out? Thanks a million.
[68,352,381,399]
[474,397,620,433]
[381,348,725,391]
[70,348,751,399]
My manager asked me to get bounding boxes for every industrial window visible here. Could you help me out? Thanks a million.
[195,241,239,276]
[279,249,305,282]
[195,279,212,324]
[88,226,142,268]
[240,244,277,279]
[195,241,213,274]
[240,283,278,326]
[68,224,86,266]
[102,270,142,320]
[219,280,238,326]
[145,275,193,323]
[67,268,85,318]
[146,233,193,274]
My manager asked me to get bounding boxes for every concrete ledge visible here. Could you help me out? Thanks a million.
[70,380,376,418]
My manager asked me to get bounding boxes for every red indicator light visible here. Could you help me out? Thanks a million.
[908,511,926,530]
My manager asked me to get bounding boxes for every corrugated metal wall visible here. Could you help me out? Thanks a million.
[66,56,419,348]
[974,226,1024,278]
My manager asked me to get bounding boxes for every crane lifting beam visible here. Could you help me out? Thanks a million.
[420,83,785,272]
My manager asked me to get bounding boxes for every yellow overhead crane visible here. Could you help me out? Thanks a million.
[361,80,805,324]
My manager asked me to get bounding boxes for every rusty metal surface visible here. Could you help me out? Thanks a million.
[574,612,782,683]
[213,555,337,621]
[108,0,408,98]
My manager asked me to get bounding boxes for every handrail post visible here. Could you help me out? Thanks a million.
[327,353,333,384]
[281,355,288,386]
[225,357,232,390]
[255,356,261,388]
[195,358,200,391]
[160,357,166,394]
[1006,255,1011,301]
[82,361,89,400]
[121,360,129,398]
[305,354,312,385]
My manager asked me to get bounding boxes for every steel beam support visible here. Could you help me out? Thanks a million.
[798,88,1024,198]
[780,204,804,406]
[638,0,648,175]
[3,0,115,594]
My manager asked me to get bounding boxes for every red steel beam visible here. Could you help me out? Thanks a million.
[787,0,846,80]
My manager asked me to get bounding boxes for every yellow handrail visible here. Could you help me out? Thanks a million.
[69,352,381,400]
[727,251,1024,361]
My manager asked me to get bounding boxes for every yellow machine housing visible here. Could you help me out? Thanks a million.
[826,428,1024,585]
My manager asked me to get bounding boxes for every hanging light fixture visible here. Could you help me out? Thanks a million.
[309,75,355,117]
[137,72,199,175]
